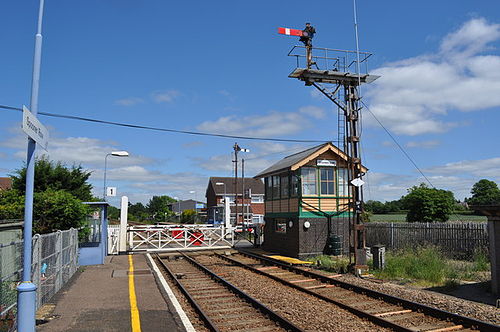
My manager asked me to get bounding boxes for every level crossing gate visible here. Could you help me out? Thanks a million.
[127,224,235,252]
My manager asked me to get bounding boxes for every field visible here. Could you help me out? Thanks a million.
[369,214,487,223]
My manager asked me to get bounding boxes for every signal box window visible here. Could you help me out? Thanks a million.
[320,168,335,195]
[301,167,317,195]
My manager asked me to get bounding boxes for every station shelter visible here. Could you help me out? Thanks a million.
[254,142,367,258]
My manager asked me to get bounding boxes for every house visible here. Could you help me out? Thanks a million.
[0,177,12,191]
[205,177,264,225]
[254,142,367,258]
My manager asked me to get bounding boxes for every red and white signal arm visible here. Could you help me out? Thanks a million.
[278,27,303,37]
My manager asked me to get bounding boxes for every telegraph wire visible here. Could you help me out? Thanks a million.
[360,100,434,188]
[0,104,328,144]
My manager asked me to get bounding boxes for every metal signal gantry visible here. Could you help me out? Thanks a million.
[282,37,379,269]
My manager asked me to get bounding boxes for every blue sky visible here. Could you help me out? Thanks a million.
[1,0,500,206]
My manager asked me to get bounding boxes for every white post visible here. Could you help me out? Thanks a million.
[119,196,129,253]
[224,197,231,229]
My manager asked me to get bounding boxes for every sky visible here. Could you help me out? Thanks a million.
[1,0,500,207]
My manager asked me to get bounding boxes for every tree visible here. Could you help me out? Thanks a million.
[107,206,120,221]
[467,179,500,206]
[181,209,197,224]
[128,202,149,221]
[0,189,24,220]
[364,200,389,214]
[402,183,455,223]
[11,156,93,201]
[33,189,89,234]
[0,189,89,235]
[147,195,176,222]
[0,157,93,235]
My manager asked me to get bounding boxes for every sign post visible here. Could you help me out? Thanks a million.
[18,1,45,331]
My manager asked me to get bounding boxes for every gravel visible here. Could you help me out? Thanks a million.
[196,255,392,332]
[336,274,500,326]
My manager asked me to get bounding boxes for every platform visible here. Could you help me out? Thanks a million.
[289,68,380,85]
[36,254,186,332]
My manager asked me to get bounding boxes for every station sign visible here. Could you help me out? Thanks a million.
[22,105,49,151]
[317,159,336,167]
[107,187,117,197]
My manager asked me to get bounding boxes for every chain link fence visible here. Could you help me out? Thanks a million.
[0,228,78,331]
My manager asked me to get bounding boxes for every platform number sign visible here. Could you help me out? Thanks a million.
[107,187,117,197]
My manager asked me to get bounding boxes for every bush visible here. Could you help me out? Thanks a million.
[180,209,197,224]
[375,247,448,285]
[472,250,490,272]
[309,255,349,273]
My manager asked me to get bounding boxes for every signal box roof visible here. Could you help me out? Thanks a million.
[254,142,367,178]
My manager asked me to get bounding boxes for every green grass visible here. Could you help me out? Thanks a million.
[369,214,487,223]
[371,246,491,287]
[308,255,350,273]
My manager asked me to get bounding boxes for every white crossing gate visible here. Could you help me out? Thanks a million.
[128,224,235,252]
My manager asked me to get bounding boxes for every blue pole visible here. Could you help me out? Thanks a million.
[18,1,45,331]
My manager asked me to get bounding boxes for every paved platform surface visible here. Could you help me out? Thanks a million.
[37,254,184,332]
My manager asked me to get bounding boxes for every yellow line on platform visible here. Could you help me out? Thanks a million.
[128,255,142,332]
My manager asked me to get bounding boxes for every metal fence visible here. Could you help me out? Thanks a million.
[0,228,79,330]
[365,222,489,259]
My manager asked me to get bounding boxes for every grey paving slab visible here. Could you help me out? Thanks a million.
[37,254,184,332]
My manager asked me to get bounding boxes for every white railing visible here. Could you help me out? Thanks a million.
[128,224,235,252]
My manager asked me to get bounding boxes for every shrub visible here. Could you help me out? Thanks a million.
[375,247,448,285]
[309,255,349,273]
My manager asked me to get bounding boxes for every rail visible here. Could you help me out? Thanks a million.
[155,253,304,332]
[233,250,499,332]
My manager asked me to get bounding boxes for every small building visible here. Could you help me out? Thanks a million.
[0,177,12,191]
[205,177,264,225]
[254,142,367,258]
[169,199,206,214]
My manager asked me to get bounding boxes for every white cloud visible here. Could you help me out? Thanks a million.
[298,105,326,119]
[114,97,144,106]
[151,89,180,103]
[197,110,311,138]
[365,155,500,201]
[366,17,500,136]
[406,140,440,148]
[192,142,311,176]
[424,157,500,180]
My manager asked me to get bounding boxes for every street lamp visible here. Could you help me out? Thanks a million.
[189,190,197,212]
[103,151,129,200]
[174,196,180,222]
[215,182,226,225]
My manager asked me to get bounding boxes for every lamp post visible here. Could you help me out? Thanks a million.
[174,196,180,222]
[215,182,226,225]
[233,143,249,225]
[189,190,197,212]
[103,151,129,201]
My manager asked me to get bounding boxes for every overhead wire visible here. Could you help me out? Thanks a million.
[0,104,329,144]
[360,100,435,188]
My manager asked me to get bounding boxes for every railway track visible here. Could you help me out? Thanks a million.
[198,250,498,332]
[155,253,303,332]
